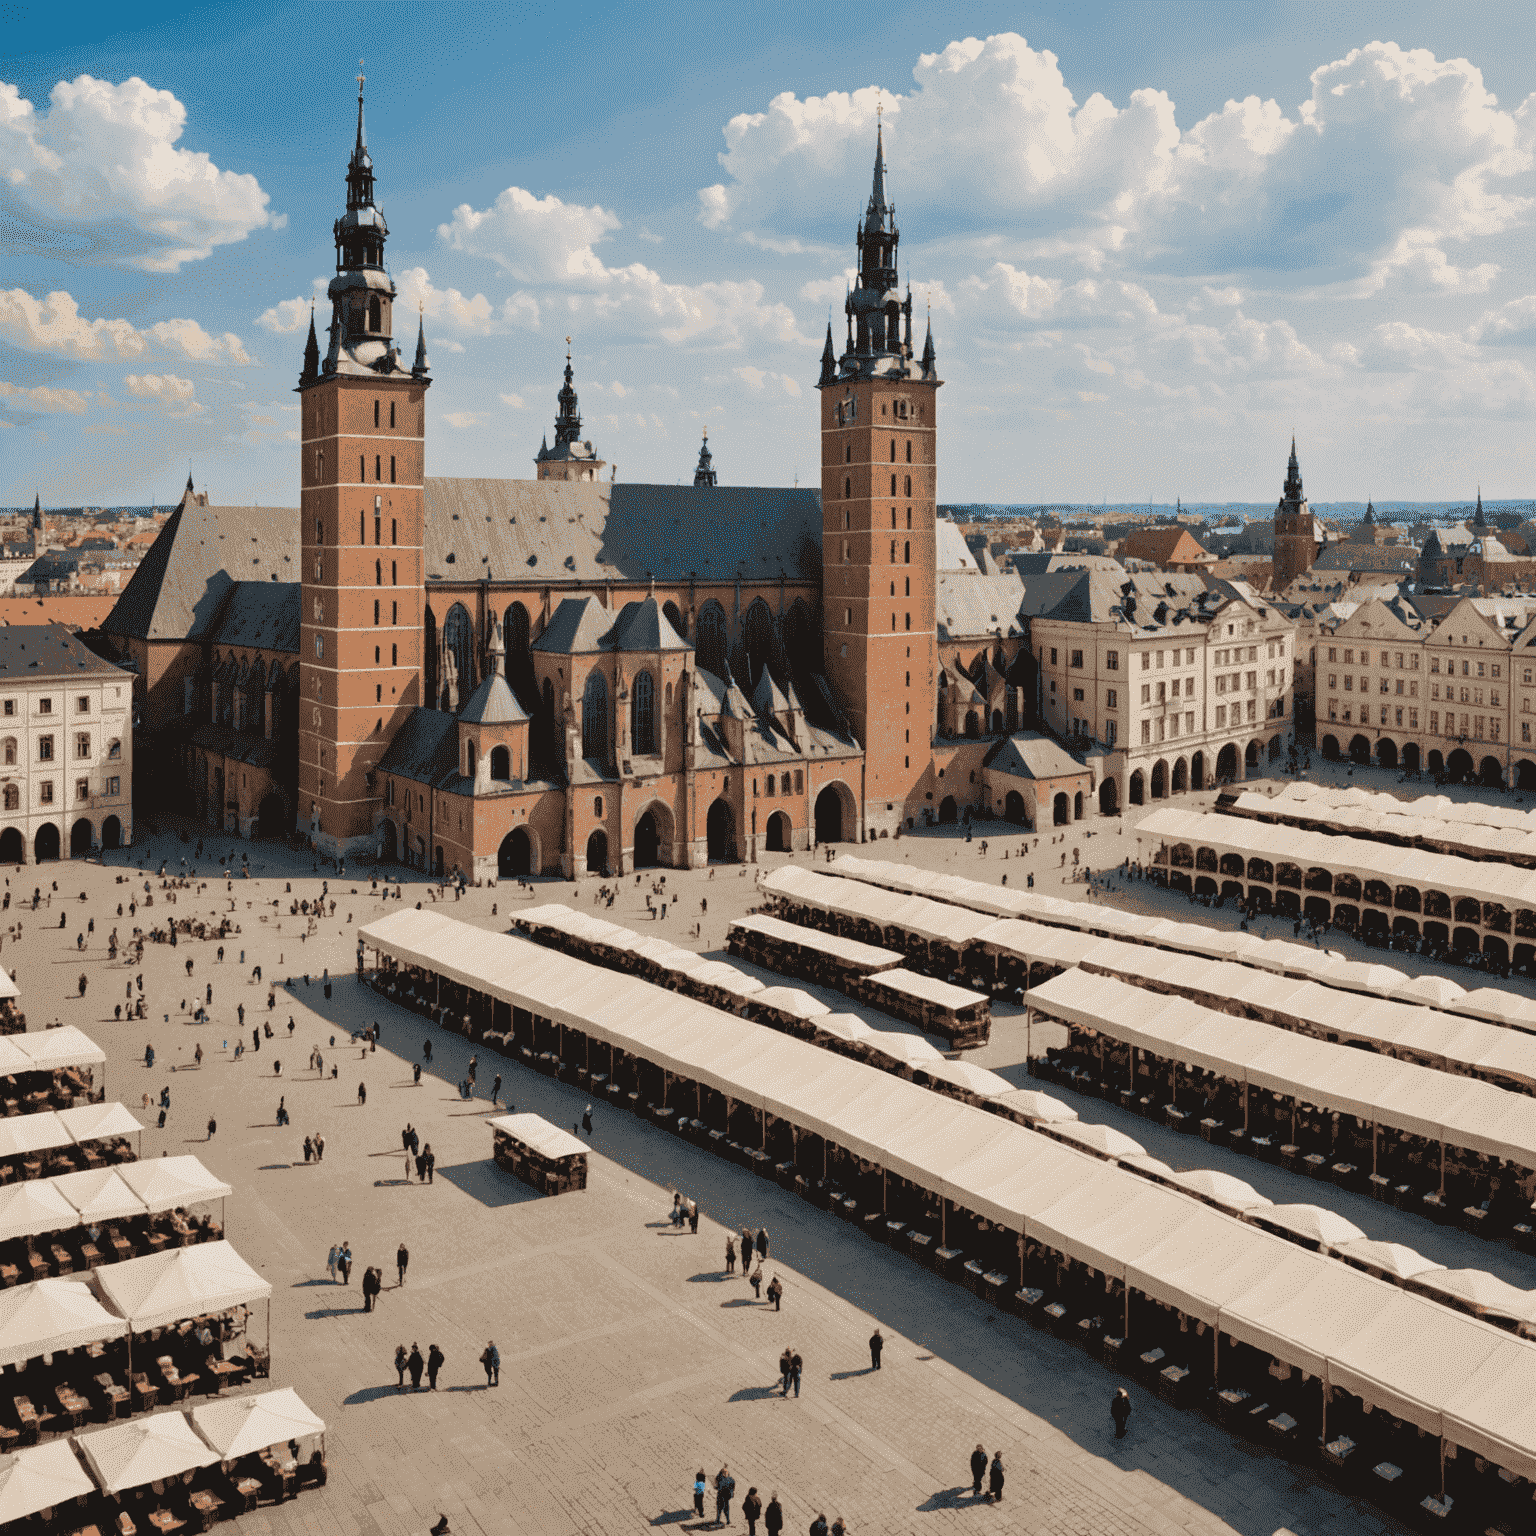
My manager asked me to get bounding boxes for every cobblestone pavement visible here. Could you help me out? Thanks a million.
[13,784,1499,1534]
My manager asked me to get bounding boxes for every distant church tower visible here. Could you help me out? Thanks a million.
[693,429,717,488]
[295,72,431,857]
[818,121,941,839]
[1272,437,1317,589]
[534,344,605,481]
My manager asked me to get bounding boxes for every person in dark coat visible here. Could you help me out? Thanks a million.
[808,1516,828,1536]
[725,1237,736,1275]
[397,1244,409,1285]
[394,1344,408,1389]
[766,1275,782,1311]
[407,1343,424,1389]
[779,1347,792,1395]
[1112,1387,1132,1438]
[970,1444,988,1497]
[713,1466,735,1525]
[741,1487,762,1535]
[426,1344,444,1389]
[414,1151,426,1182]
[688,1201,699,1234]
[869,1328,883,1370]
[988,1451,1005,1501]
[756,1227,768,1263]
[762,1493,782,1534]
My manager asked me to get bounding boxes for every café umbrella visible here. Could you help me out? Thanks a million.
[75,1409,219,1494]
[191,1387,325,1460]
[0,1439,95,1522]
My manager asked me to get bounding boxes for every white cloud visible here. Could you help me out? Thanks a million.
[498,393,524,409]
[0,289,143,359]
[439,187,620,284]
[0,381,90,413]
[144,318,250,364]
[0,75,275,270]
[395,267,496,334]
[256,297,312,335]
[441,411,485,429]
[123,372,202,415]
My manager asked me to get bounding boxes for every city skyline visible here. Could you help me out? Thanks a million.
[5,0,1536,506]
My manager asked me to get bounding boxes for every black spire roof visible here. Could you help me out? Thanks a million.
[299,303,320,388]
[818,322,836,387]
[693,429,717,488]
[534,341,599,468]
[1283,436,1304,502]
[412,310,430,379]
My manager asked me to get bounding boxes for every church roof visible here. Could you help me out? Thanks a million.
[102,498,299,642]
[459,671,526,725]
[752,668,791,718]
[607,596,689,653]
[935,572,1026,639]
[423,480,822,585]
[531,595,611,655]
[206,582,300,654]
[1121,527,1213,566]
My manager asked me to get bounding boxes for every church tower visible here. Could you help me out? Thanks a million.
[818,122,941,838]
[296,72,431,857]
[534,343,605,481]
[1271,437,1317,590]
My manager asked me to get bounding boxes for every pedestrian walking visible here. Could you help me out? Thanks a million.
[869,1328,883,1370]
[714,1466,735,1525]
[742,1487,761,1536]
[423,1039,432,1062]
[424,1144,435,1182]
[970,1445,987,1497]
[426,1344,444,1389]
[789,1349,802,1398]
[397,1244,409,1285]
[725,1237,736,1275]
[808,1516,828,1536]
[414,1150,426,1182]
[756,1227,768,1263]
[407,1343,424,1390]
[327,1245,338,1282]
[304,1136,314,1163]
[778,1347,792,1395]
[339,1242,352,1284]
[480,1341,500,1386]
[688,1200,699,1234]
[1111,1387,1132,1439]
[157,1107,166,1129]
[358,1081,367,1106]
[766,1275,782,1311]
[749,1265,762,1299]
[362,1267,379,1312]
[194,1043,203,1068]
[988,1451,1005,1502]
[413,1061,422,1085]
[763,1494,782,1535]
[394,1344,408,1389]
[581,1103,593,1137]
[692,1472,707,1520]
[490,1073,501,1106]
[316,1132,325,1160]
[206,1116,217,1140]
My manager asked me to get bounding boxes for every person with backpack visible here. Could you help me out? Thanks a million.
[480,1341,500,1385]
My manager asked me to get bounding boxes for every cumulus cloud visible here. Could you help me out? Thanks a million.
[0,288,249,363]
[143,318,250,363]
[441,411,486,429]
[124,372,202,415]
[0,381,90,413]
[439,187,621,284]
[256,297,313,335]
[0,75,276,270]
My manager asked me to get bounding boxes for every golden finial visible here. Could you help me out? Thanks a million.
[357,59,365,93]
[877,93,882,123]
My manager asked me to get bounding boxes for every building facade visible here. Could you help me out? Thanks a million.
[0,626,133,863]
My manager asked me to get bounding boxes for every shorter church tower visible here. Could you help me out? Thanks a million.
[1272,437,1318,590]
[535,342,605,482]
[693,429,717,488]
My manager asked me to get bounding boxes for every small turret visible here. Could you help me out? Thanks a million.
[299,303,320,389]
[921,314,937,377]
[412,308,430,380]
[818,322,836,388]
[693,428,717,488]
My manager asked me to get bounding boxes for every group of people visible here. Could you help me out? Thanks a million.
[723,1224,782,1308]
[691,1473,848,1536]
[392,1340,499,1389]
[398,1122,438,1180]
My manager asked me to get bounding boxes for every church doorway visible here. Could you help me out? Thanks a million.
[634,811,661,868]
[1099,777,1118,815]
[499,827,532,877]
[706,799,735,862]
[1004,790,1026,824]
[101,816,121,851]
[937,796,957,825]
[1216,744,1239,781]
[379,819,398,863]
[257,793,287,841]
[585,829,608,876]
[765,811,791,853]
[1053,793,1069,826]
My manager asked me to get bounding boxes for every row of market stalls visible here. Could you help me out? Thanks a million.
[0,1025,109,1109]
[359,905,1536,1510]
[1136,806,1536,967]
[760,857,1536,1032]
[0,1388,324,1525]
[0,1100,141,1165]
[1223,782,1536,867]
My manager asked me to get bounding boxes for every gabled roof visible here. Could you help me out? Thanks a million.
[1121,527,1213,566]
[206,583,300,654]
[375,707,459,786]
[0,625,132,681]
[531,596,612,655]
[752,668,791,718]
[935,572,1026,639]
[985,732,1087,781]
[459,672,527,726]
[936,520,979,571]
[102,500,299,642]
[608,596,689,653]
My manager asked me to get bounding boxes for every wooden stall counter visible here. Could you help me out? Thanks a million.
[490,1114,588,1196]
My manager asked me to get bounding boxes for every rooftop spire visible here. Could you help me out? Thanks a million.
[818,321,836,387]
[693,426,717,488]
[354,61,366,157]
[299,300,320,388]
[412,302,430,379]
[1282,436,1303,503]
[868,104,888,227]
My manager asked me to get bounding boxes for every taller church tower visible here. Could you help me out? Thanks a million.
[1272,437,1317,591]
[818,124,941,838]
[296,75,431,856]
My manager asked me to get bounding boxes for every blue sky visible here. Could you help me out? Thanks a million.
[5,0,1536,507]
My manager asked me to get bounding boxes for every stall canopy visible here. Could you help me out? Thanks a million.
[1027,969,1536,1169]
[0,1111,70,1159]
[58,1101,141,1144]
[488,1114,585,1161]
[51,1167,149,1225]
[1164,1168,1272,1213]
[360,907,1536,1480]
[92,1241,270,1332]
[989,1088,1078,1124]
[115,1155,231,1211]
[0,1438,96,1522]
[0,1277,126,1369]
[0,1177,80,1242]
[1334,1239,1445,1283]
[75,1409,220,1494]
[0,1037,29,1075]
[12,1027,106,1071]
[190,1388,324,1460]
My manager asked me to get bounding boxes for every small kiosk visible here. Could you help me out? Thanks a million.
[489,1114,588,1196]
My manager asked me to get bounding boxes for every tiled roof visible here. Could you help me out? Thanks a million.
[0,624,132,680]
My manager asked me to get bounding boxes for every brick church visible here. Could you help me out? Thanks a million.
[102,85,969,882]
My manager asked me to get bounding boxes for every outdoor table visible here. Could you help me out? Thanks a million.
[1199,1117,1222,1142]
[1250,1136,1273,1160]
[1138,1347,1166,1380]
[1014,1286,1043,1319]
[1101,1334,1125,1367]
[50,1242,74,1273]
[962,1259,985,1293]
[207,1359,242,1391]
[1158,1364,1191,1405]
[1214,1387,1249,1425]
[1302,1153,1328,1177]
[1373,1462,1403,1487]
[109,1234,132,1262]
[187,1490,222,1531]
[24,1250,48,1281]
[1043,1301,1068,1324]
[1419,1494,1453,1522]
[933,1246,963,1279]
[982,1270,1010,1303]
[80,1241,103,1269]
[1330,1163,1357,1187]
[96,1372,129,1416]
[55,1384,89,1428]
[232,1477,262,1512]
[1267,1412,1298,1447]
[146,1509,184,1534]
[1369,1174,1393,1201]
[1421,1192,1449,1222]
[1323,1436,1356,1470]
[0,1262,17,1287]
[882,1220,906,1246]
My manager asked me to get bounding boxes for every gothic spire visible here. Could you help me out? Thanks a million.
[299,302,320,388]
[819,322,837,387]
[693,427,717,488]
[867,120,889,230]
[412,307,430,379]
[1283,436,1303,502]
[1474,486,1487,528]
[553,340,581,446]
[921,312,937,376]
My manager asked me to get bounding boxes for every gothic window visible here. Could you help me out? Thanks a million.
[844,477,851,499]
[424,606,438,709]
[743,598,775,689]
[490,745,510,781]
[904,541,911,564]
[890,474,897,496]
[375,455,381,481]
[359,456,365,482]
[375,560,382,586]
[441,603,475,707]
[632,669,655,755]
[368,296,381,331]
[314,516,322,543]
[582,669,608,763]
[390,456,396,483]
[696,601,728,681]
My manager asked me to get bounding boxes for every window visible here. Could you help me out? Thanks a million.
[390,456,396,484]
[1141,720,1151,744]
[1105,650,1118,670]
[76,696,89,715]
[392,602,397,625]
[1,786,15,811]
[1106,690,1117,708]
[38,699,50,715]
[75,778,88,802]
[376,559,382,586]
[582,670,608,762]
[1070,650,1083,668]
[392,519,397,545]
[392,644,397,666]
[74,733,89,759]
[38,736,52,762]
[314,636,325,659]
[392,562,397,585]
[1050,649,1058,666]
[1,702,9,718]
[1141,653,1150,670]
[1073,687,1084,702]
[390,401,396,428]
[39,782,52,804]
[1106,721,1116,746]
[374,600,380,625]
[632,669,655,754]
[359,455,365,483]
[1140,684,1151,703]
[1215,706,1226,727]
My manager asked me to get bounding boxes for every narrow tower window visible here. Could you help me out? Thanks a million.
[359,456,365,482]
[890,440,896,462]
[392,561,397,585]
[390,456,396,484]
[391,519,397,544]
[368,296,381,331]
[374,600,379,625]
[890,474,897,496]
[904,475,911,496]
[905,441,912,463]
[375,560,382,586]
[389,401,396,428]
[844,477,851,499]
[314,517,322,543]
[375,454,381,481]
[373,400,379,428]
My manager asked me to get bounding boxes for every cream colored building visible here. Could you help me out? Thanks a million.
[1317,594,1536,789]
[1030,574,1295,815]
[0,625,134,864]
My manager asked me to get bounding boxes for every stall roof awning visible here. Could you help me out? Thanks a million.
[189,1388,324,1459]
[76,1408,220,1494]
[0,1111,69,1158]
[91,1240,270,1332]
[0,1178,79,1242]
[0,1276,126,1369]
[58,1102,141,1144]
[50,1167,148,1225]
[13,1026,105,1070]
[729,914,903,970]
[0,1438,95,1521]
[488,1113,586,1161]
[114,1155,231,1211]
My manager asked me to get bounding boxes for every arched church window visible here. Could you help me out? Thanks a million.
[696,601,728,681]
[632,670,655,755]
[582,670,608,763]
